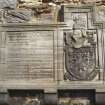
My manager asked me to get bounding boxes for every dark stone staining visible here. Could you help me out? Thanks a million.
[42,0,53,3]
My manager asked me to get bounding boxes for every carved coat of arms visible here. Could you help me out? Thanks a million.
[64,29,98,80]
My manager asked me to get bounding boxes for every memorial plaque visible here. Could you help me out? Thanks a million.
[3,31,55,80]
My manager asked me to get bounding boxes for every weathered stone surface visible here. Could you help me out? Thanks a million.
[5,31,54,80]
[5,10,33,23]
[59,98,90,105]
[63,4,105,81]
[56,0,103,3]
[64,30,97,80]
[0,2,56,23]
[0,0,105,23]
[0,0,17,9]
[9,97,41,105]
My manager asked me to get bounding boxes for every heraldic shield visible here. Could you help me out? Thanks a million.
[64,29,99,80]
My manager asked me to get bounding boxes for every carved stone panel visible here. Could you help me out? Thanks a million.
[0,0,58,24]
[0,0,17,9]
[59,98,90,105]
[1,30,55,80]
[8,90,44,105]
[64,30,98,80]
[63,6,103,81]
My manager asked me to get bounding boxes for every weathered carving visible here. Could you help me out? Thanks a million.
[0,0,57,23]
[0,0,18,9]
[54,0,104,5]
[18,2,52,15]
[64,30,98,80]
[59,98,90,105]
[67,30,90,48]
[4,10,33,23]
[24,97,40,105]
[95,5,105,22]
[6,31,54,80]
[0,0,105,23]
[9,97,41,105]
[72,14,87,29]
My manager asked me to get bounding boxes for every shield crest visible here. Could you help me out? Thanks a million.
[64,30,98,80]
